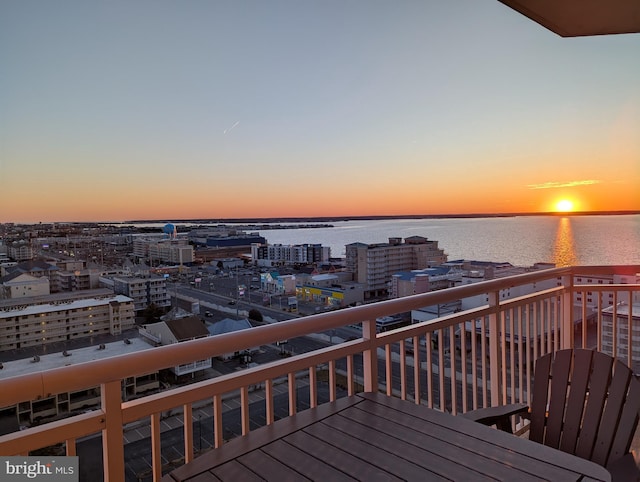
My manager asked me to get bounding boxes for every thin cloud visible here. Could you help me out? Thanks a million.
[527,180,601,190]
[223,121,240,135]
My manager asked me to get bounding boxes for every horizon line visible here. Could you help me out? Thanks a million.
[4,210,639,225]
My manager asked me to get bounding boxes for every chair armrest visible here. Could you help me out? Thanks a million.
[461,403,529,434]
[607,453,640,482]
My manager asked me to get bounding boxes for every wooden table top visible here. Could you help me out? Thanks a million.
[163,392,611,481]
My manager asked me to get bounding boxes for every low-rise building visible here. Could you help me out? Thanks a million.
[390,266,459,299]
[261,272,297,295]
[139,316,211,377]
[207,318,257,361]
[0,272,51,299]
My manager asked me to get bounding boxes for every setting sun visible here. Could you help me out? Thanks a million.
[555,199,574,212]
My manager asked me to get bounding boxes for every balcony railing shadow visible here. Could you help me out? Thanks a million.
[0,265,638,481]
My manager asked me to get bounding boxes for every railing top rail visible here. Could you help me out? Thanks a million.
[0,265,637,407]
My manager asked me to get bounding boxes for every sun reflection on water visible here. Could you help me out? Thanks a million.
[553,217,578,267]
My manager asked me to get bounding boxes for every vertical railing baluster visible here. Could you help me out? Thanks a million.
[596,291,603,352]
[509,308,515,404]
[470,318,478,410]
[460,321,468,413]
[265,379,275,424]
[328,360,337,402]
[100,380,125,482]
[437,328,445,411]
[288,373,297,416]
[517,306,524,403]
[500,309,508,406]
[488,291,501,408]
[65,439,76,456]
[150,412,162,481]
[413,335,421,405]
[580,293,588,349]
[448,325,457,414]
[183,403,194,463]
[481,316,488,408]
[362,319,378,393]
[240,386,250,435]
[399,339,407,400]
[612,291,618,360]
[530,301,540,363]
[346,355,355,396]
[385,344,393,396]
[309,366,317,408]
[627,289,633,368]
[213,395,223,448]
[426,332,434,409]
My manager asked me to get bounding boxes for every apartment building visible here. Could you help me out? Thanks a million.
[110,275,171,312]
[0,294,135,352]
[573,272,639,313]
[346,236,447,299]
[601,302,640,373]
[6,241,34,262]
[251,243,331,267]
[132,237,194,266]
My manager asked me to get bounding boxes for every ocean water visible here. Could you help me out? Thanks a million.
[253,215,640,267]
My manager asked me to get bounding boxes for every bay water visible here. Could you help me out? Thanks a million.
[254,215,639,267]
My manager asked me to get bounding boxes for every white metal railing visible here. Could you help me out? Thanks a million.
[0,265,638,482]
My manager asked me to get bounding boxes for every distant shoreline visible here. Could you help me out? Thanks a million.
[3,210,638,226]
[123,210,639,225]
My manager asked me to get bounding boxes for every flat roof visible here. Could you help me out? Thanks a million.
[0,337,151,381]
[0,295,133,319]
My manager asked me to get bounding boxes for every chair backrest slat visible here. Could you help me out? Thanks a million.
[608,379,640,463]
[544,349,572,448]
[559,349,593,454]
[529,351,553,444]
[575,351,613,460]
[592,358,633,466]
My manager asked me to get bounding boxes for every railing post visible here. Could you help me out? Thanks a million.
[561,274,574,349]
[362,319,378,393]
[101,380,125,482]
[488,291,501,407]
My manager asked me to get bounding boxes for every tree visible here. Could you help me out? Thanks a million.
[248,308,263,323]
[142,303,164,324]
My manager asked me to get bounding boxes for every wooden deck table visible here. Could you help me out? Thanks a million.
[163,392,611,481]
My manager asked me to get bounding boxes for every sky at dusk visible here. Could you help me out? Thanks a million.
[1,1,639,223]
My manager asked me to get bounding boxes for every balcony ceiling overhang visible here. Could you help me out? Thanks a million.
[499,0,640,37]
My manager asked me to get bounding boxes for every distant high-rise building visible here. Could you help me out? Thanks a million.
[251,243,330,267]
[346,236,447,299]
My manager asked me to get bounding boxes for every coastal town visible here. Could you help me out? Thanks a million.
[1,221,636,435]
